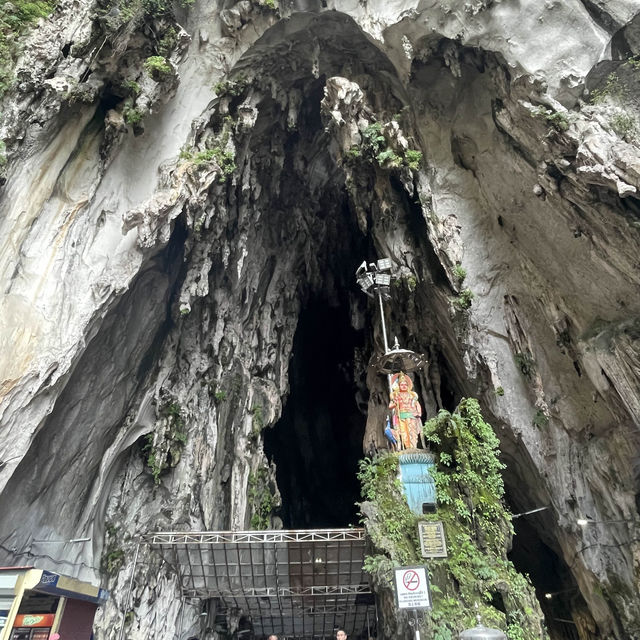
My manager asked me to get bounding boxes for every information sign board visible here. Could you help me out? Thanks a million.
[418,521,448,558]
[393,566,431,610]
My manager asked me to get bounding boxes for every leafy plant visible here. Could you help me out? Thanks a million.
[590,73,626,104]
[531,105,569,131]
[213,76,248,98]
[362,122,386,154]
[143,55,171,78]
[454,288,474,310]
[123,106,143,125]
[405,149,422,170]
[453,264,467,283]
[0,0,56,97]
[610,112,637,140]
[514,352,535,379]
[376,149,402,167]
[345,146,361,160]
[532,410,549,428]
[141,401,188,484]
[248,467,275,529]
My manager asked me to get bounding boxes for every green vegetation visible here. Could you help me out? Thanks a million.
[181,118,237,185]
[345,146,361,160]
[142,401,188,484]
[101,524,125,575]
[358,454,419,566]
[184,146,236,181]
[251,405,264,429]
[248,466,275,529]
[405,274,417,292]
[376,148,402,168]
[0,140,7,167]
[214,390,226,402]
[533,409,549,428]
[590,72,626,104]
[610,112,637,141]
[531,105,569,132]
[157,26,178,57]
[248,405,265,445]
[405,149,423,170]
[356,121,423,172]
[494,386,504,397]
[358,399,544,639]
[143,55,171,78]
[454,288,474,310]
[514,351,535,379]
[453,264,467,284]
[213,76,248,98]
[0,0,56,97]
[124,80,140,96]
[123,106,143,125]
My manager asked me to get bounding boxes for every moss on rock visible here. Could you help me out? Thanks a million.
[358,398,547,639]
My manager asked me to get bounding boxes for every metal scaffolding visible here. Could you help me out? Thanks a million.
[142,529,376,640]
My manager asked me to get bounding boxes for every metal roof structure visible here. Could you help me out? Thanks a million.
[142,529,376,640]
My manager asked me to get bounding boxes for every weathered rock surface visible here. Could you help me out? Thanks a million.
[0,0,640,639]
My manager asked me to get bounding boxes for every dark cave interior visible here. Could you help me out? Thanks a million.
[509,516,586,639]
[264,296,367,529]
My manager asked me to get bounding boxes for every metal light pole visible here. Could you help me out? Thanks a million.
[355,258,426,376]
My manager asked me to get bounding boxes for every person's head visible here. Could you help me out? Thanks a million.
[336,630,347,640]
[267,635,278,640]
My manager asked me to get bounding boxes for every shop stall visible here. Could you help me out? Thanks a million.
[0,568,108,640]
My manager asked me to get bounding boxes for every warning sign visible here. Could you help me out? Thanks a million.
[394,566,431,610]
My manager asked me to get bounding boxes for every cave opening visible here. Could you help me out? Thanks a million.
[264,280,368,529]
[508,515,586,639]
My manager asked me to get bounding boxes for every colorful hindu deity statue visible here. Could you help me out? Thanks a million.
[388,371,423,450]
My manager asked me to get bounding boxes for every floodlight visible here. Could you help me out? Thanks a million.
[355,261,368,278]
[375,273,391,286]
[357,274,374,292]
[577,519,588,526]
[377,258,392,271]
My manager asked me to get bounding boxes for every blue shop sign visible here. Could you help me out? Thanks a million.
[36,570,59,590]
[34,571,108,606]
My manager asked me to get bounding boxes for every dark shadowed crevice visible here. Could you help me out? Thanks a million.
[264,297,366,528]
[509,516,588,639]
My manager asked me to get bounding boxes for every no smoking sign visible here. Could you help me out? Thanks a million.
[394,566,432,610]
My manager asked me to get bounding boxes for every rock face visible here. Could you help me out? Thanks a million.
[0,1,640,639]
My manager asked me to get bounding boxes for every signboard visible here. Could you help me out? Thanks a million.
[34,570,109,606]
[418,521,448,558]
[393,566,431,610]
[36,571,59,591]
[0,610,8,633]
[13,614,55,627]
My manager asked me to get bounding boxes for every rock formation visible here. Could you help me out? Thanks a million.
[0,0,639,638]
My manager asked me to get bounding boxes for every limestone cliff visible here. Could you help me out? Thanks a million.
[0,0,639,638]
